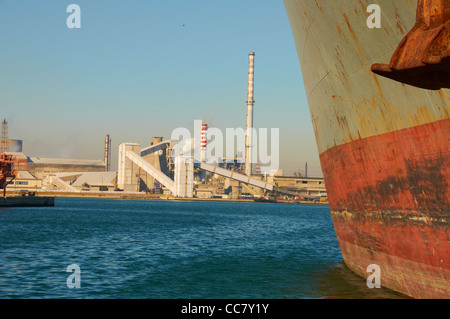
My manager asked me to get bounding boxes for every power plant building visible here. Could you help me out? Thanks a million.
[117,142,141,192]
[6,171,42,191]
[72,172,117,192]
[50,171,117,192]
[139,137,173,194]
[269,176,327,199]
[27,157,105,180]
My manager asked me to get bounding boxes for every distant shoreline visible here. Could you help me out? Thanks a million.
[4,190,329,205]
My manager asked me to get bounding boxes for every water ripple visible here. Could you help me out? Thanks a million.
[0,198,404,299]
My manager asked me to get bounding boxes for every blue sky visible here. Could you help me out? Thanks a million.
[0,0,322,176]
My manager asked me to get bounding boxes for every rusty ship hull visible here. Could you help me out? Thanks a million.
[284,0,450,298]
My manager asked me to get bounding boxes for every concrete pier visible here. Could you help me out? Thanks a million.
[0,196,54,207]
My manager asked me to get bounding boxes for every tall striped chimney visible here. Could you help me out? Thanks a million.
[201,123,207,162]
[245,52,255,176]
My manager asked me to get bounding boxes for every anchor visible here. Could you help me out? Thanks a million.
[371,0,450,90]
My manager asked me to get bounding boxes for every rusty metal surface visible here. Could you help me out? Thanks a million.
[284,0,449,154]
[284,0,450,298]
[372,0,450,90]
[319,118,450,298]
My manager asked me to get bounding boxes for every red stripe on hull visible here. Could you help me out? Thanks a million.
[321,118,450,298]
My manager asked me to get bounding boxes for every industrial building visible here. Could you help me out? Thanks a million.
[138,137,173,194]
[73,172,117,192]
[27,157,105,180]
[269,175,327,200]
[116,133,276,199]
[6,171,42,191]
[0,153,112,193]
[117,140,194,197]
[0,51,328,201]
[45,171,117,192]
[0,128,326,200]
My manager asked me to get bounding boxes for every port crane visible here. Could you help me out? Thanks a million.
[0,154,16,197]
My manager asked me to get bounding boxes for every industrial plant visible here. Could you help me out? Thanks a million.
[0,53,327,203]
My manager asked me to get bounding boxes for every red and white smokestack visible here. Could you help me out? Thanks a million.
[201,123,208,162]
[245,52,255,176]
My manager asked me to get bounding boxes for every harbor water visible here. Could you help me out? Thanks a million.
[0,198,405,299]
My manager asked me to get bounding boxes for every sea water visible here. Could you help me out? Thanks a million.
[0,198,405,299]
